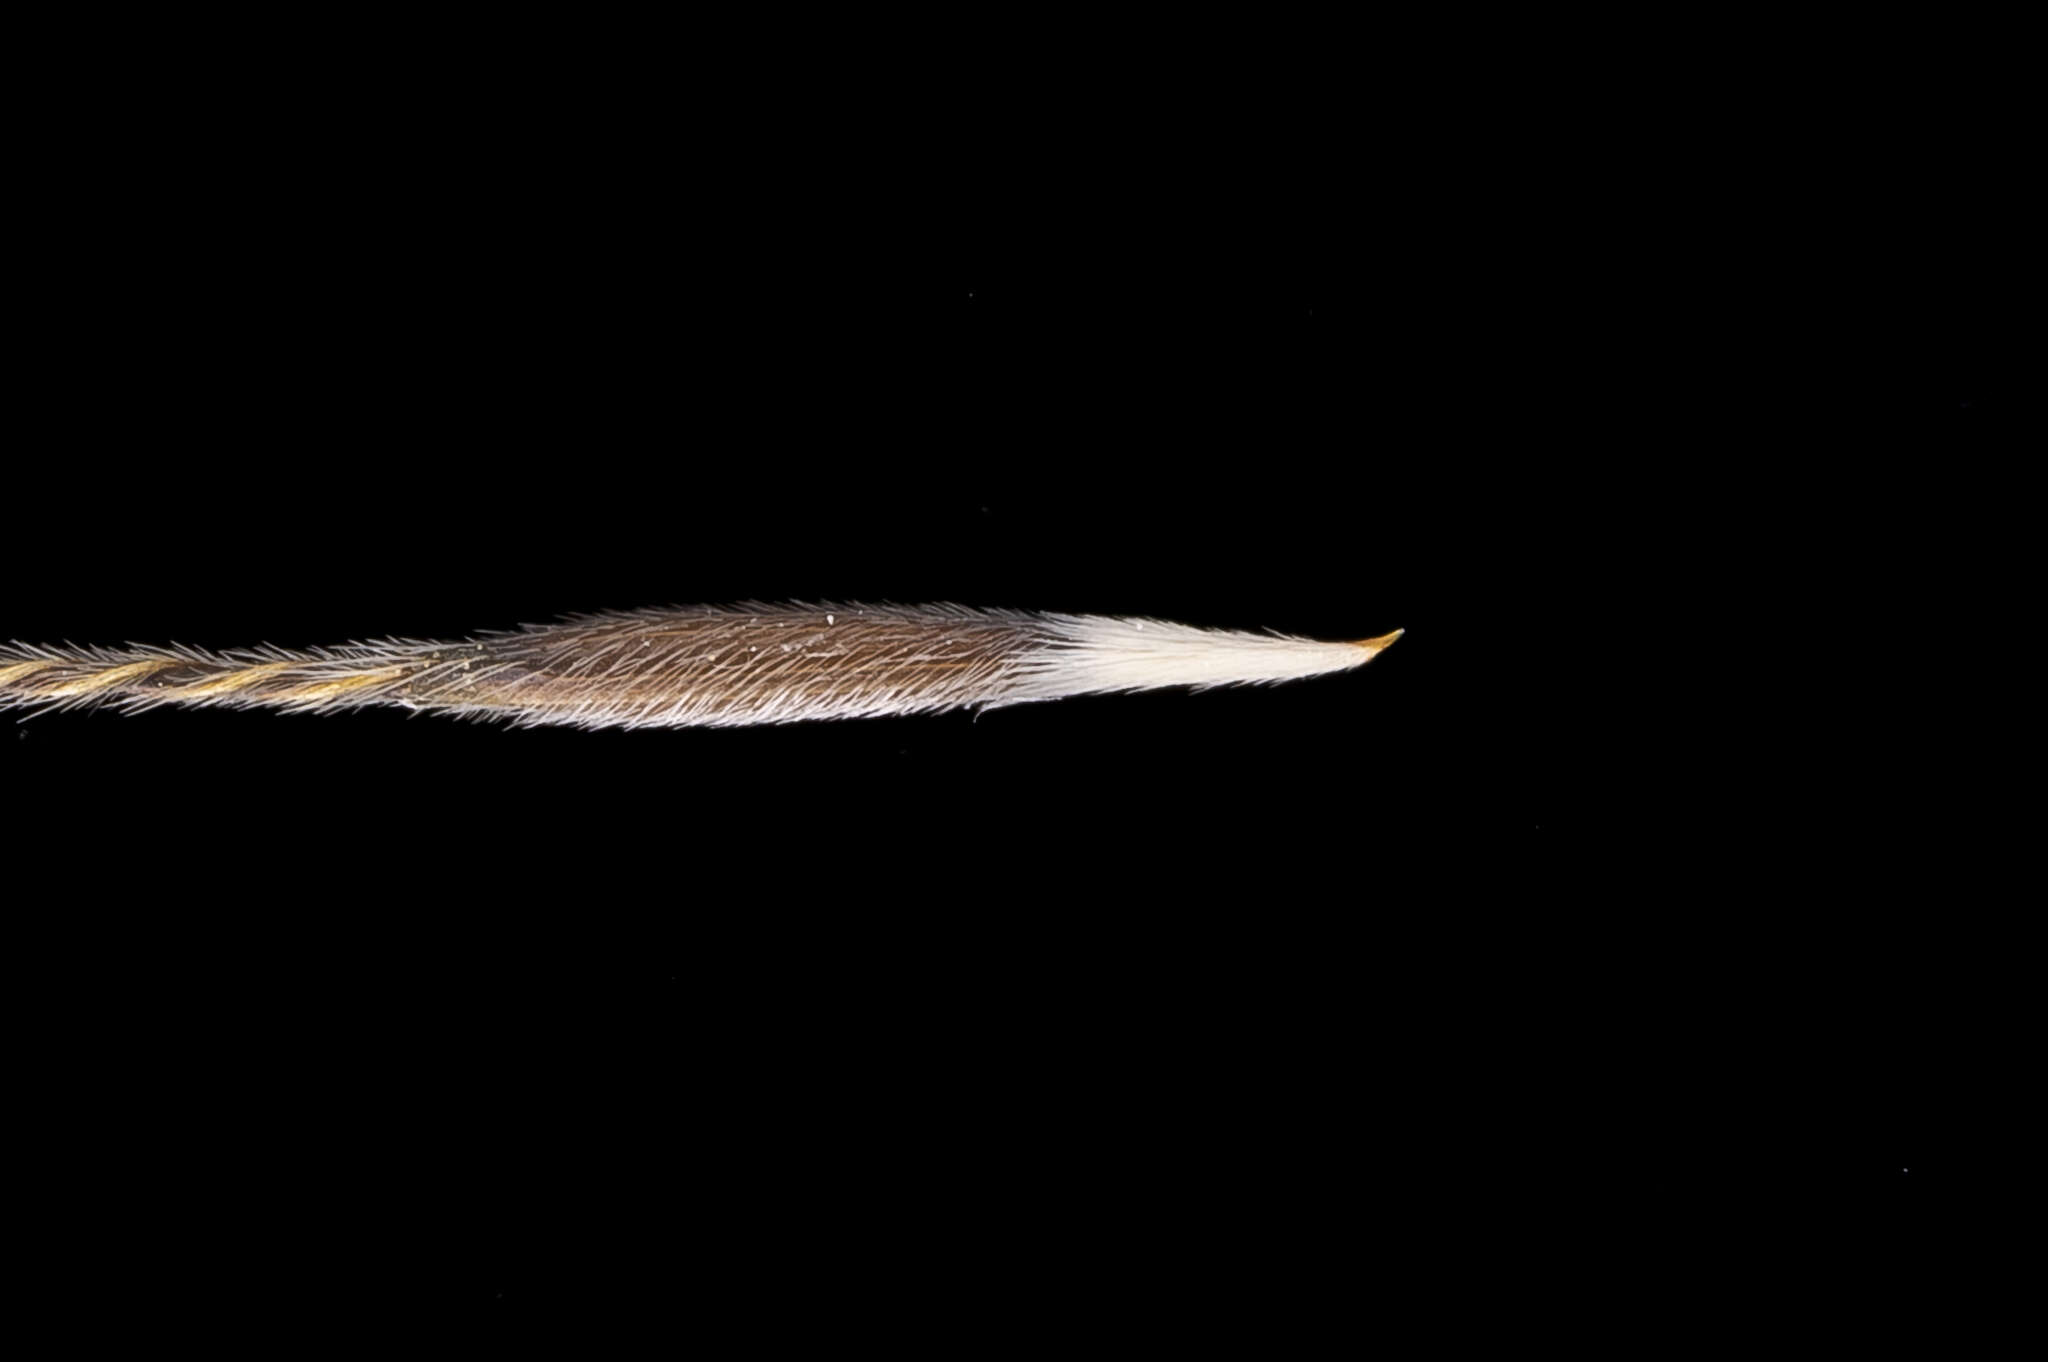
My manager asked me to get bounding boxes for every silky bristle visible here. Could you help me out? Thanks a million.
[1024,613,1390,697]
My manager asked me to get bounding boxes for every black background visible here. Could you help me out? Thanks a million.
[5,18,2012,1343]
